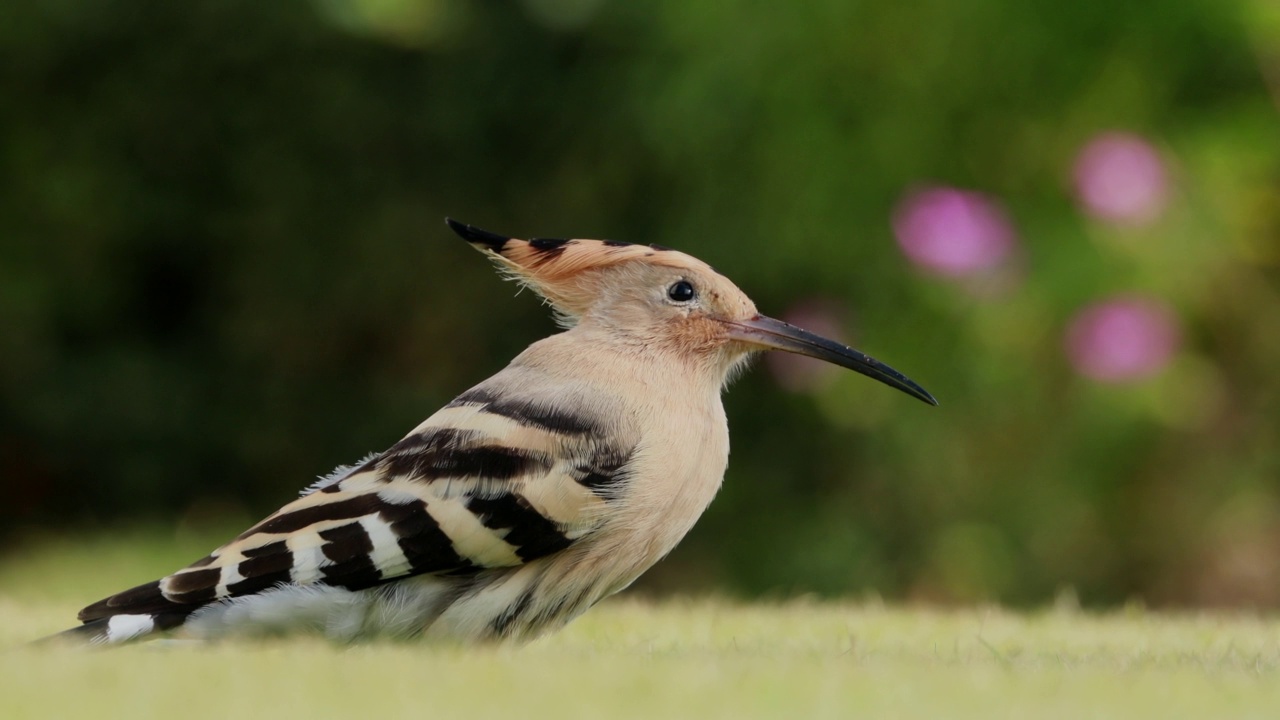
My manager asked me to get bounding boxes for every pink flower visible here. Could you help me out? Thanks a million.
[1073,132,1169,226]
[892,187,1016,277]
[1065,296,1180,382]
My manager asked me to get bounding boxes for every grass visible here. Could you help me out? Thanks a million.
[3,529,1280,719]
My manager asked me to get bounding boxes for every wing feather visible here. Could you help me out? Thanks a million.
[78,381,635,625]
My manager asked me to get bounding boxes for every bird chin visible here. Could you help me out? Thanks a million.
[719,346,760,387]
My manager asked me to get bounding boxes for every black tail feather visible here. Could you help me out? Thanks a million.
[33,611,193,647]
[32,619,114,646]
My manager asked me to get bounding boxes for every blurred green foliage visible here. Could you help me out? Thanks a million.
[3,0,1279,608]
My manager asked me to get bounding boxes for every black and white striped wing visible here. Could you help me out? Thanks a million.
[77,388,633,629]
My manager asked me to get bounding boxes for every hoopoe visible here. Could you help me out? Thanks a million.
[48,219,935,646]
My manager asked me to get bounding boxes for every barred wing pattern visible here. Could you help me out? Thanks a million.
[74,384,635,643]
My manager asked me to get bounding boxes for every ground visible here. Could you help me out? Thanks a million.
[3,529,1278,719]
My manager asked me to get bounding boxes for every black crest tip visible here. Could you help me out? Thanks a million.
[446,217,510,252]
[528,237,571,251]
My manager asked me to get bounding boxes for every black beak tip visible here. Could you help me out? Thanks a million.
[446,217,510,252]
[888,372,938,406]
[889,375,938,406]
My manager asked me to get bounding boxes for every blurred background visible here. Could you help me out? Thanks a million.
[3,0,1279,609]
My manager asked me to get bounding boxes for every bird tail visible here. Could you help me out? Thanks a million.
[34,619,113,646]
[34,612,189,646]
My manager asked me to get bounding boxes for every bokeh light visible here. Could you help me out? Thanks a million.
[1073,132,1170,226]
[1065,296,1181,382]
[315,0,462,47]
[892,187,1017,278]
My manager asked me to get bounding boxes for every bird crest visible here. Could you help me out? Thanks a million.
[446,218,720,325]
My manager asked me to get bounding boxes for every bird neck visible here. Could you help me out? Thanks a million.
[522,323,735,394]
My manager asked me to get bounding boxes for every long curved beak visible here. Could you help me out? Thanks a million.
[724,315,938,406]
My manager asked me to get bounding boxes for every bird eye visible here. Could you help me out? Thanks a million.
[667,280,696,303]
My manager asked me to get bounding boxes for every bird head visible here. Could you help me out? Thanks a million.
[448,218,936,405]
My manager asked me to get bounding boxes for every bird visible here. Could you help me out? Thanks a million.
[46,218,936,646]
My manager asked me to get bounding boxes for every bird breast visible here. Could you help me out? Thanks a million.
[510,331,733,588]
